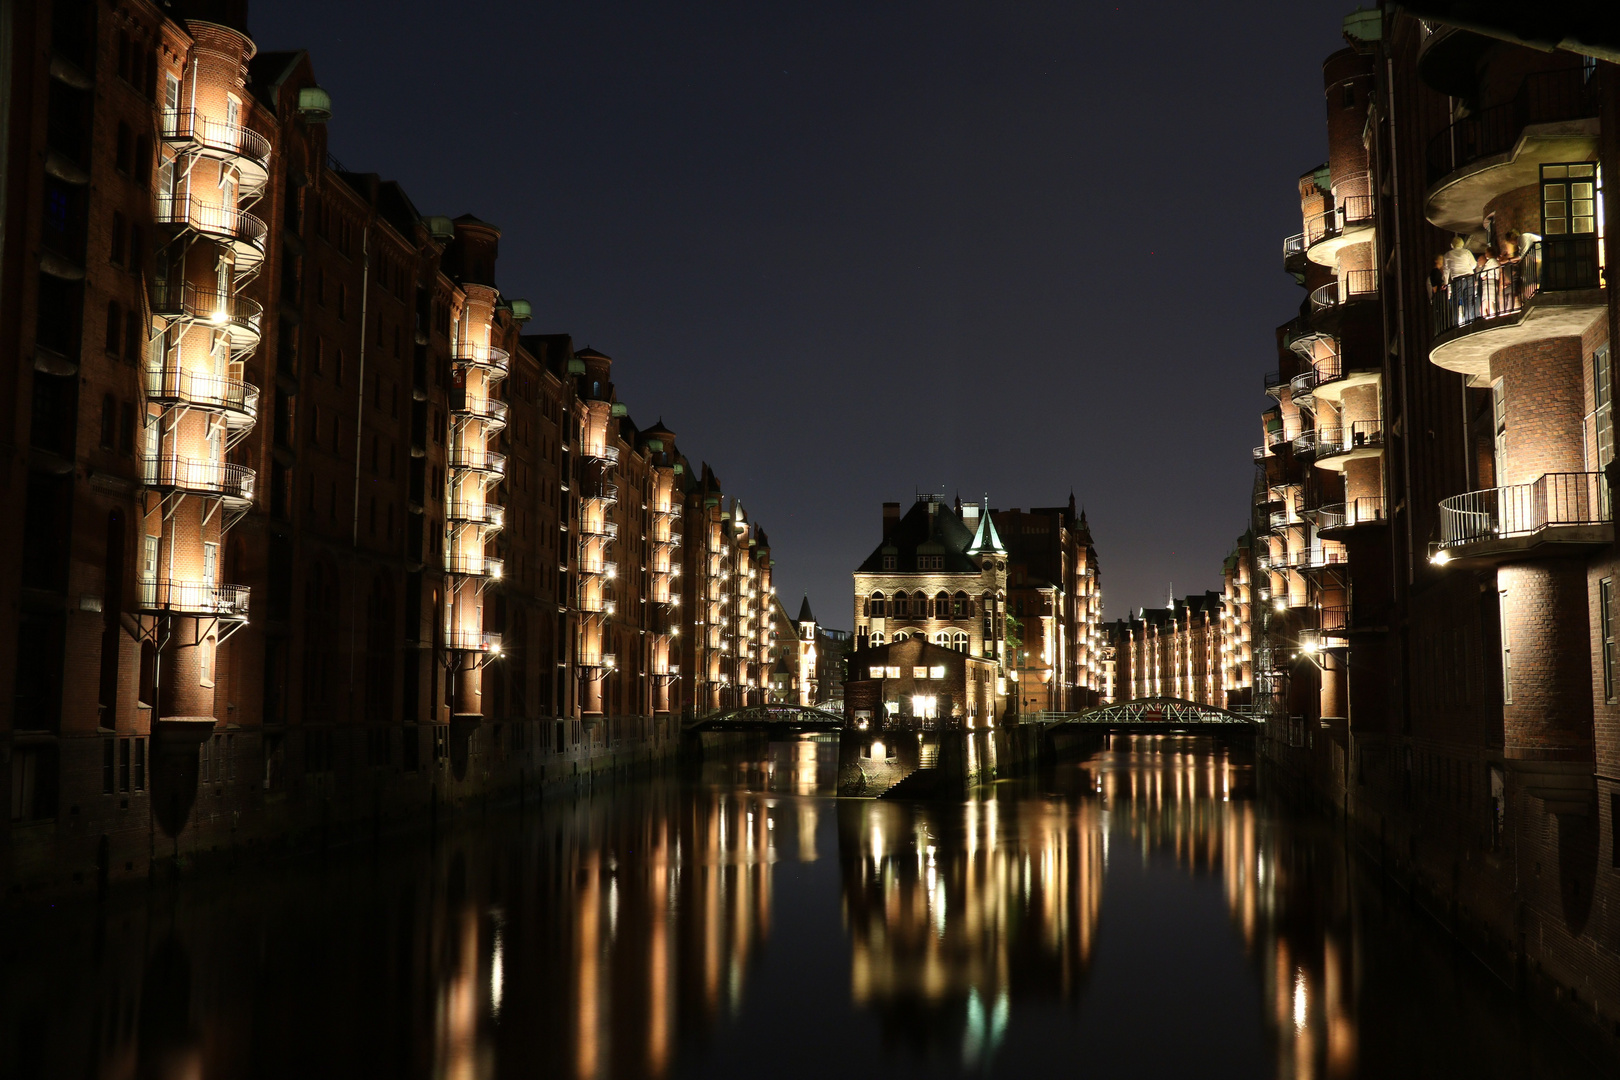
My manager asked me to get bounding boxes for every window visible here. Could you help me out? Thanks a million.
[1594,346,1613,475]
[1603,578,1616,703]
[870,631,885,647]
[913,666,929,679]
[115,121,132,173]
[882,554,896,571]
[884,665,901,679]
[1499,587,1513,704]
[162,73,181,130]
[203,542,218,586]
[869,666,884,679]
[1542,162,1597,237]
[105,301,122,354]
[1341,82,1355,108]
[869,591,885,617]
[952,631,969,652]
[935,591,950,618]
[199,633,214,685]
[1492,379,1507,483]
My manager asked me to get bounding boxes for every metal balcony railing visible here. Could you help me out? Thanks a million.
[1252,444,1269,461]
[1283,232,1307,268]
[138,579,250,619]
[446,500,505,528]
[1431,239,1603,338]
[1265,426,1290,449]
[1318,606,1350,634]
[447,447,506,476]
[654,529,682,546]
[1425,67,1598,185]
[1268,509,1289,529]
[143,455,255,501]
[1316,419,1383,458]
[1292,429,1318,458]
[450,342,511,375]
[1310,195,1375,245]
[577,597,616,615]
[444,553,503,578]
[580,560,618,578]
[147,282,263,347]
[145,362,260,423]
[1317,496,1386,530]
[580,444,620,465]
[155,196,267,260]
[1439,472,1610,548]
[578,652,618,669]
[444,630,501,652]
[452,395,509,427]
[1310,269,1379,313]
[581,520,619,540]
[160,110,272,174]
[581,481,619,505]
[1264,370,1287,398]
[1290,369,1317,409]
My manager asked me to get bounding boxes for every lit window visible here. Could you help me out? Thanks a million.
[884,665,901,679]
[913,666,929,679]
[930,665,946,679]
[869,666,885,679]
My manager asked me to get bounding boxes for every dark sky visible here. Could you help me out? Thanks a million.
[252,1,1349,629]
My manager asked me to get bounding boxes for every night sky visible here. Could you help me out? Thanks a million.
[252,1,1350,629]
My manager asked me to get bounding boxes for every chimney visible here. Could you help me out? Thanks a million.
[882,502,900,538]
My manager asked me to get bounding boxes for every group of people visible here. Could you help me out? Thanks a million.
[1429,230,1540,327]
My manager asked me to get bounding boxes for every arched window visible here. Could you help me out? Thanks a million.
[870,630,885,647]
[952,631,969,652]
[933,631,949,647]
[935,591,950,619]
[869,591,885,618]
[954,591,969,617]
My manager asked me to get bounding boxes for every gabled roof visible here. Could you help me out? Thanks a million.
[855,498,981,574]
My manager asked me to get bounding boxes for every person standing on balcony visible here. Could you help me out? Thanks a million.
[1497,236,1521,313]
[1442,236,1478,325]
[1429,254,1446,296]
[1477,247,1499,317]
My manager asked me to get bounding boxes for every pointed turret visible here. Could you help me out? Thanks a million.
[798,594,815,625]
[966,498,1007,556]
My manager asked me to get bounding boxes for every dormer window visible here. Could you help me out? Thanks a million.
[882,555,896,570]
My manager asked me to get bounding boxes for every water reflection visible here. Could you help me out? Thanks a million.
[2,736,1608,1079]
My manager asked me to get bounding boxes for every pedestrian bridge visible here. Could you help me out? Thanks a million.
[684,704,849,734]
[1035,698,1261,734]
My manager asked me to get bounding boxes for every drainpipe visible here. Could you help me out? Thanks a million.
[348,222,372,699]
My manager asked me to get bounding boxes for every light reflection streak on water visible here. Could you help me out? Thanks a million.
[35,734,1599,1080]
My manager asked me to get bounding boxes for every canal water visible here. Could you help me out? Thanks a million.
[2,735,1609,1079]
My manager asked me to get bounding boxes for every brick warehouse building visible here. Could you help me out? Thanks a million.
[0,0,787,890]
[850,494,1106,723]
[1246,5,1620,1037]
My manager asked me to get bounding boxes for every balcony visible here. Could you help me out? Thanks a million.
[143,455,255,505]
[450,342,511,377]
[148,282,263,352]
[1304,194,1376,267]
[1283,233,1308,276]
[452,395,508,430]
[447,447,506,477]
[446,500,505,528]
[1317,496,1386,536]
[138,579,250,620]
[578,597,617,615]
[1291,429,1318,461]
[145,362,260,428]
[1309,269,1378,318]
[581,481,619,506]
[1425,67,1599,229]
[578,652,618,669]
[1314,420,1383,470]
[444,630,502,653]
[1429,239,1606,377]
[580,559,618,578]
[1289,369,1316,413]
[580,444,620,465]
[654,529,682,547]
[1438,471,1611,559]
[445,552,504,578]
[1263,370,1287,399]
[155,196,267,271]
[1251,444,1269,462]
[160,110,272,196]
[581,520,619,540]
